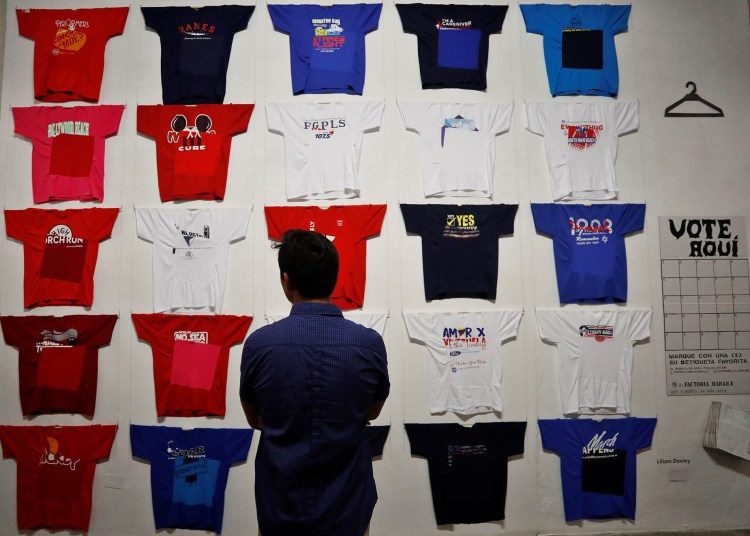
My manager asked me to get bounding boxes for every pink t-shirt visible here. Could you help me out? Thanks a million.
[13,105,124,203]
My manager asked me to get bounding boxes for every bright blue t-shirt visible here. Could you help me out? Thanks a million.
[538,417,656,521]
[130,425,253,534]
[531,203,645,304]
[268,3,382,95]
[520,4,631,96]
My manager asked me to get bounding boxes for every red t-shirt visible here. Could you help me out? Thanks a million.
[17,7,129,102]
[131,313,252,416]
[0,424,117,531]
[137,104,253,201]
[0,315,117,416]
[264,204,387,310]
[4,208,118,308]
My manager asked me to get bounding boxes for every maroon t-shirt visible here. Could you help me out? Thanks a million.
[0,315,117,416]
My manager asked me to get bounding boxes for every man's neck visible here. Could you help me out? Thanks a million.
[291,296,332,305]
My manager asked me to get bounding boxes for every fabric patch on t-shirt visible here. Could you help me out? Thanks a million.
[170,340,221,390]
[437,27,481,70]
[40,240,88,283]
[173,456,220,506]
[562,30,603,69]
[581,448,626,495]
[36,346,87,391]
[49,134,95,177]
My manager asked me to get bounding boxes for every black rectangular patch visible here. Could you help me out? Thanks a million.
[562,29,603,69]
[581,448,626,495]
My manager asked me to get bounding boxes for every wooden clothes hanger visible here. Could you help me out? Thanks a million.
[664,81,724,118]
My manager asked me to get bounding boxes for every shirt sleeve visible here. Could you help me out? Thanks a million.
[135,208,158,243]
[607,4,631,34]
[265,103,284,133]
[537,419,562,452]
[223,316,253,346]
[622,309,651,343]
[0,426,26,459]
[267,5,296,34]
[400,204,429,236]
[493,204,517,237]
[16,9,38,39]
[483,5,508,34]
[88,315,118,348]
[264,206,291,241]
[89,425,118,461]
[402,312,432,345]
[519,4,546,35]
[404,423,432,458]
[395,4,422,35]
[355,204,387,240]
[239,333,262,405]
[615,101,639,135]
[89,208,119,243]
[12,107,38,140]
[0,316,22,348]
[494,310,523,343]
[618,203,646,235]
[4,209,29,242]
[131,313,160,344]
[498,422,526,458]
[525,102,547,136]
[397,101,424,133]
[99,105,125,138]
[104,7,129,38]
[227,104,254,136]
[370,331,390,402]
[228,5,255,34]
[141,7,167,32]
[535,309,562,344]
[530,203,556,236]
[223,429,254,464]
[218,208,252,243]
[136,105,158,139]
[633,417,657,450]
[488,103,513,135]
[365,426,389,457]
[356,101,385,132]
[357,3,383,34]
[129,424,155,461]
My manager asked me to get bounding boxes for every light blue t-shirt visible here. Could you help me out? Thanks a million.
[269,3,382,95]
[520,4,631,96]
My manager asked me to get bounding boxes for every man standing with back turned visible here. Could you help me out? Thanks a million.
[240,229,390,536]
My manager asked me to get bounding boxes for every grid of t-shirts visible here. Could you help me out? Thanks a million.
[0,3,655,532]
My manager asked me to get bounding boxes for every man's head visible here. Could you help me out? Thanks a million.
[275,229,339,303]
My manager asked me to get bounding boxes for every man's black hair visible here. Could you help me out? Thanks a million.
[274,229,339,299]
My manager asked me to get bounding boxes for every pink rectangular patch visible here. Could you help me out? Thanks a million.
[170,340,220,390]
[36,346,86,391]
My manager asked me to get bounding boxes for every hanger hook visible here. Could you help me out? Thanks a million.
[685,81,697,95]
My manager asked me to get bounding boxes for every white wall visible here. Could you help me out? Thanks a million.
[0,0,749,534]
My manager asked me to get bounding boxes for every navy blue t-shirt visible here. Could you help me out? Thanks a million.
[401,204,517,300]
[142,5,254,104]
[268,3,382,95]
[531,203,645,304]
[538,417,656,521]
[396,4,507,90]
[130,425,253,533]
[520,4,631,97]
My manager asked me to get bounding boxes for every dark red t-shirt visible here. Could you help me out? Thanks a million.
[4,208,118,308]
[132,313,252,416]
[264,205,386,310]
[16,7,128,102]
[137,104,253,201]
[0,315,117,416]
[0,424,117,531]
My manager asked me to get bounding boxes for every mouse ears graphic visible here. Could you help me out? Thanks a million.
[171,114,213,133]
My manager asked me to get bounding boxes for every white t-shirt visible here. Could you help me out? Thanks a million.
[266,101,384,201]
[266,311,388,335]
[398,102,513,198]
[525,101,638,201]
[136,207,251,313]
[403,310,522,415]
[535,308,651,415]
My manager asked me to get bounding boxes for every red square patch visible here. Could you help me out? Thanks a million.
[36,346,86,391]
[49,134,95,177]
[170,340,220,390]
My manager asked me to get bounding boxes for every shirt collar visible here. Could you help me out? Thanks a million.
[290,302,343,317]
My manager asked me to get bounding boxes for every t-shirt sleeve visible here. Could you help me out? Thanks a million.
[89,315,118,348]
[488,103,513,135]
[89,425,118,461]
[228,104,254,136]
[404,423,432,458]
[402,312,432,344]
[135,208,158,243]
[264,206,290,241]
[370,332,390,402]
[633,418,657,450]
[0,426,26,459]
[100,105,125,138]
[89,208,119,242]
[12,107,37,139]
[530,203,556,236]
[219,208,252,242]
[615,101,639,135]
[4,210,28,242]
[141,7,168,32]
[357,101,385,132]
[267,5,296,34]
[535,309,562,344]
[130,424,155,461]
[105,7,129,38]
[400,204,428,236]
[499,422,526,458]
[136,105,158,139]
[132,313,159,343]
[355,204,387,240]
[228,5,255,33]
[483,5,509,34]
[622,309,651,343]
[495,310,523,343]
[618,203,646,235]
[365,426,389,457]
[223,429,254,464]
[537,419,562,452]
[607,4,631,34]
[397,101,424,133]
[357,3,383,34]
[239,335,261,405]
[265,103,284,133]
[395,4,422,35]
[525,102,547,136]
[494,204,517,237]
[16,9,38,39]
[224,316,253,346]
[0,317,22,348]
[519,4,546,35]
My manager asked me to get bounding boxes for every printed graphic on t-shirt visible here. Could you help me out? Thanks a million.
[569,215,613,246]
[436,18,480,70]
[580,431,625,494]
[446,442,487,468]
[40,224,88,282]
[562,121,602,151]
[178,21,216,39]
[579,324,613,342]
[36,327,78,352]
[169,113,215,151]
[166,440,219,507]
[443,325,488,372]
[443,213,479,239]
[312,17,346,51]
[53,17,89,55]
[40,436,79,471]
[304,117,346,139]
[441,115,478,146]
[179,225,210,246]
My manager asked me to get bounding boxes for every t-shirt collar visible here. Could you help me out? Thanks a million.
[290,301,343,317]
